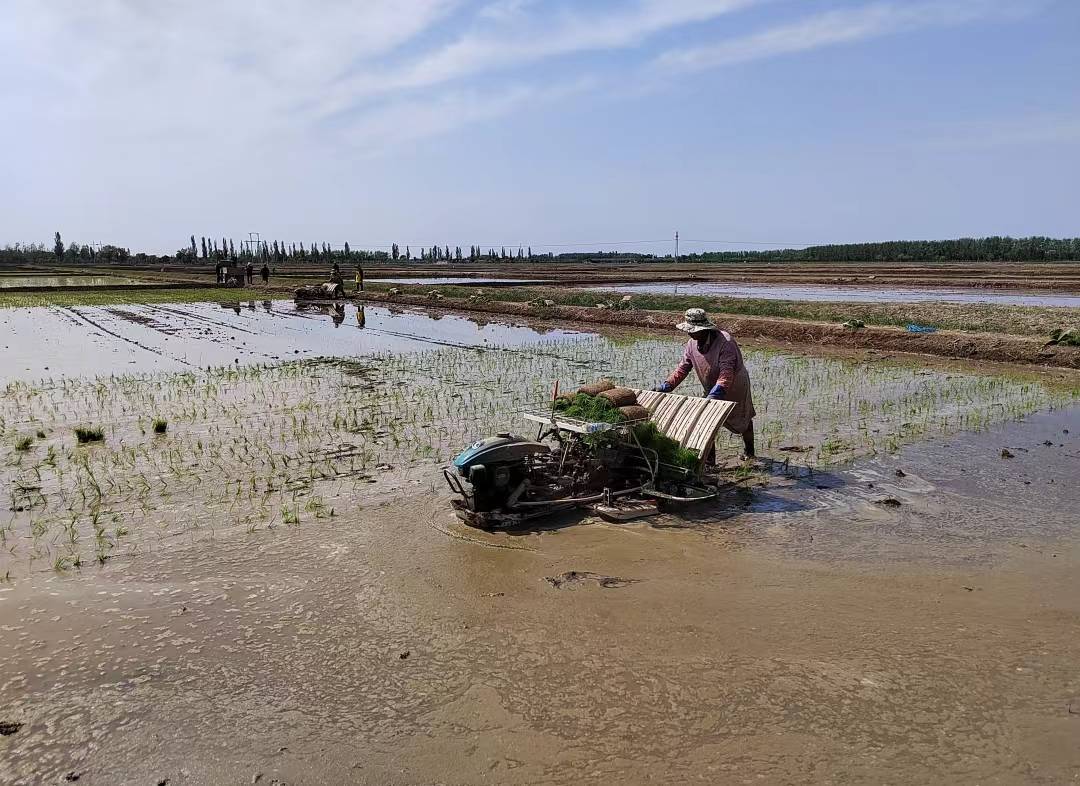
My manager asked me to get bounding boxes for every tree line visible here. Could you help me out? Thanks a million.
[679,236,1080,264]
[2,234,1078,267]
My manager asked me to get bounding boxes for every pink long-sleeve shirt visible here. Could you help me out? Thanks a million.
[665,330,744,393]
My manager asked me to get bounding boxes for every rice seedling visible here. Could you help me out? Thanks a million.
[152,418,168,434]
[14,436,32,452]
[0,330,1074,577]
[74,426,105,444]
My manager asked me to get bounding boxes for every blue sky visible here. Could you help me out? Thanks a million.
[1,0,1077,255]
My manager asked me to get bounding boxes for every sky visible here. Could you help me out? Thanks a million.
[1,0,1078,256]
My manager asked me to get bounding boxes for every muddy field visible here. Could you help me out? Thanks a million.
[1,300,1079,784]
[1,409,1078,784]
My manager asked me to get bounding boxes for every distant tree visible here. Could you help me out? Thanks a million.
[97,245,129,264]
[228,239,235,259]
[190,235,198,257]
[344,241,351,259]
[201,237,208,259]
[54,232,64,261]
[517,246,523,259]
[527,246,532,260]
[500,247,506,259]
[405,245,410,260]
[391,243,399,260]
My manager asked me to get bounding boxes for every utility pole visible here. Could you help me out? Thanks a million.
[674,231,679,264]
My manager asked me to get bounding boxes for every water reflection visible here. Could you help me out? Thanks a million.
[0,301,590,383]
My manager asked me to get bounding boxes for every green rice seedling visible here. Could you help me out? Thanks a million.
[74,426,105,444]
[152,418,168,434]
[14,435,32,452]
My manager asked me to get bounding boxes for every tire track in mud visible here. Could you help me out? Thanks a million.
[150,304,261,334]
[58,306,193,367]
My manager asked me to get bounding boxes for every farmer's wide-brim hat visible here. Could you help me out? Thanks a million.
[676,308,717,334]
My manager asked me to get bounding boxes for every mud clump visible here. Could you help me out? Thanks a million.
[0,720,23,735]
[875,497,903,508]
[545,571,641,590]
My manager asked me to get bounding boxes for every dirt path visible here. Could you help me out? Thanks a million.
[2,409,1079,784]
[356,291,1080,370]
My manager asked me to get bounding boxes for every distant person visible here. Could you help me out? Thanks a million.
[245,261,254,286]
[655,308,756,460]
[355,265,364,293]
[260,263,269,285]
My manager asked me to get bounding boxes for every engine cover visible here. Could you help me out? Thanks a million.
[452,434,548,473]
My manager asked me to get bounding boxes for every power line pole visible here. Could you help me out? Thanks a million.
[674,231,679,264]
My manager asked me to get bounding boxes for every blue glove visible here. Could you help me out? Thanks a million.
[654,382,673,393]
[707,383,726,400]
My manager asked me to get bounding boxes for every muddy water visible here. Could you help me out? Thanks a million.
[595,281,1080,307]
[369,277,544,285]
[1,408,1078,784]
[0,300,588,383]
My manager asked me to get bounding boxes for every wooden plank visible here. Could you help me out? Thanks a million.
[652,395,687,434]
[629,389,735,457]
[634,390,662,412]
[668,398,710,447]
[686,400,735,454]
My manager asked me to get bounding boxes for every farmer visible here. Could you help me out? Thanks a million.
[245,261,254,286]
[655,308,756,459]
[355,265,364,293]
[260,262,269,285]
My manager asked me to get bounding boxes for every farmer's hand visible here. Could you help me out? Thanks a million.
[654,382,673,393]
[707,384,726,400]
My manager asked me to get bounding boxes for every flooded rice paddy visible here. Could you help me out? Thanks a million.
[0,300,585,383]
[1,323,1074,578]
[594,281,1080,307]
[3,297,1080,783]
[0,274,147,288]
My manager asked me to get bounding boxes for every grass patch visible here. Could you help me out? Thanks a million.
[0,287,269,309]
[14,435,32,452]
[152,418,168,434]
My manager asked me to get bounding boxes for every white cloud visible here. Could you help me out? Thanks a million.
[320,0,762,113]
[651,0,1042,73]
[336,77,599,156]
[0,0,462,145]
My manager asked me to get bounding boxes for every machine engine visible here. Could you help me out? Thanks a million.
[449,434,551,515]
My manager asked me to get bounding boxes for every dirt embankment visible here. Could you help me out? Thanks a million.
[357,291,1080,369]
